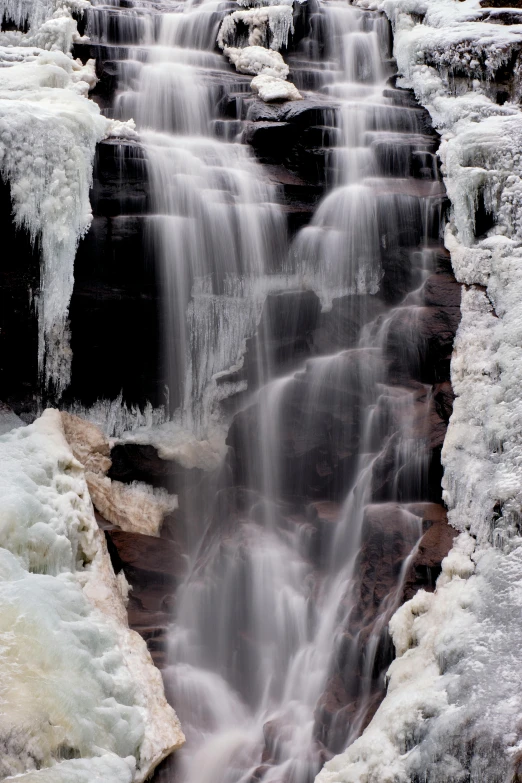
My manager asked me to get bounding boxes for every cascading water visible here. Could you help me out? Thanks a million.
[83,0,446,780]
[109,1,288,434]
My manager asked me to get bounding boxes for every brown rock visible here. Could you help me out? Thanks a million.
[403,508,458,600]
[104,528,186,667]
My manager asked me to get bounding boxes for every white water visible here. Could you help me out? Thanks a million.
[83,1,446,780]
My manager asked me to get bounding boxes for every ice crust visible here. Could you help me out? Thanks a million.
[0,410,184,781]
[222,43,289,78]
[315,1,522,780]
[0,0,136,395]
[251,72,302,101]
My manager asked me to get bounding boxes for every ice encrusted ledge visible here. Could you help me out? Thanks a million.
[0,0,137,396]
[0,409,184,782]
[316,1,522,780]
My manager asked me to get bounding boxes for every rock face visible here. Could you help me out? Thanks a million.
[103,525,186,668]
[62,412,177,537]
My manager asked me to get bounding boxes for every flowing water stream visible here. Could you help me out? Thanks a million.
[85,0,445,780]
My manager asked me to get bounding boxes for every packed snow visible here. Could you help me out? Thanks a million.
[0,0,136,395]
[0,410,184,781]
[315,0,522,780]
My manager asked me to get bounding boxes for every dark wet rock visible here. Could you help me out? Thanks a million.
[90,140,149,217]
[245,97,338,126]
[239,290,321,386]
[242,122,295,155]
[403,507,458,600]
[386,276,461,384]
[104,526,186,667]
[109,443,177,490]
[424,272,463,308]
[0,180,40,412]
[314,295,387,354]
[480,0,522,7]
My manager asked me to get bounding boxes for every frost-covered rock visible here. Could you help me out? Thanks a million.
[0,0,136,395]
[223,44,289,78]
[251,73,302,101]
[0,410,184,781]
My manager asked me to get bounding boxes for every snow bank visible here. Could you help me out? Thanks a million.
[0,409,184,782]
[315,1,522,780]
[0,0,136,395]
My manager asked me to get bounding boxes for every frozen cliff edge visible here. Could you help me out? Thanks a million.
[0,0,136,395]
[316,0,522,780]
[0,409,184,782]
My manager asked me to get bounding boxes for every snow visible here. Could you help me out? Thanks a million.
[315,1,522,780]
[0,0,137,395]
[251,72,302,101]
[222,44,289,78]
[0,409,184,781]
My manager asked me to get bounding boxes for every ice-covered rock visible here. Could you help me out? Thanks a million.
[223,44,289,78]
[251,73,302,101]
[0,409,184,781]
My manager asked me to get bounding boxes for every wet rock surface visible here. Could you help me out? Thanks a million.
[101,517,186,667]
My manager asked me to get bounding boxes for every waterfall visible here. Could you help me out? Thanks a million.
[2,0,483,776]
[76,0,449,780]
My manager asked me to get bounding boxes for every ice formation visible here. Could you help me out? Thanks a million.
[0,409,184,781]
[218,0,302,101]
[251,72,302,101]
[0,0,136,395]
[61,412,178,536]
[217,5,294,51]
[315,0,522,780]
